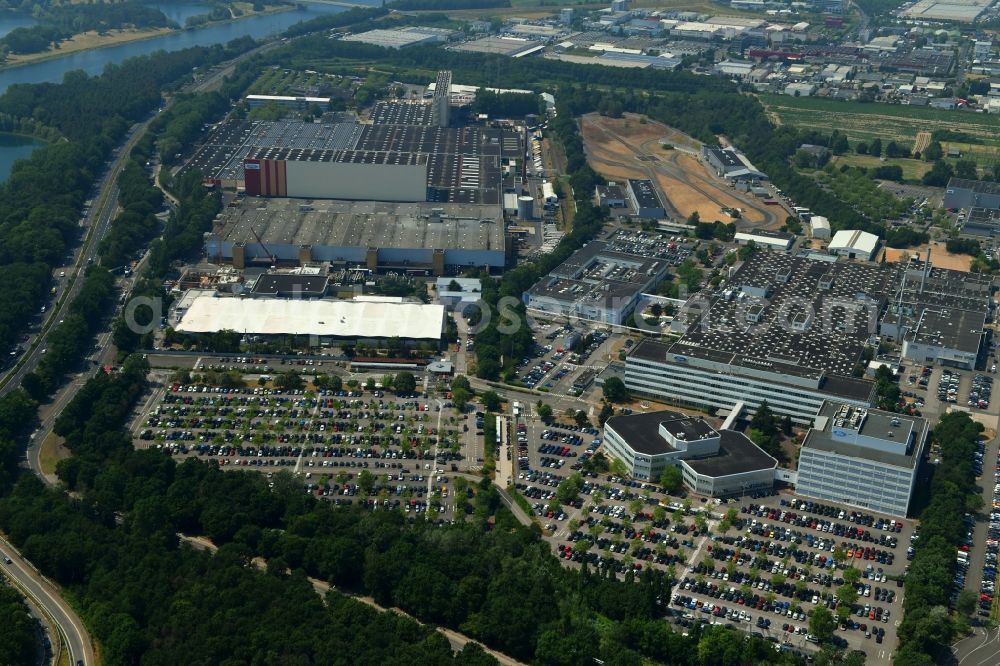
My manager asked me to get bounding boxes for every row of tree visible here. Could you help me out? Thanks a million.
[895,411,983,665]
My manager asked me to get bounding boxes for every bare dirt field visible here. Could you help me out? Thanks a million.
[882,243,973,272]
[581,113,780,228]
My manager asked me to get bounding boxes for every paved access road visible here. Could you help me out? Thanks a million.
[954,626,1000,666]
[0,535,94,666]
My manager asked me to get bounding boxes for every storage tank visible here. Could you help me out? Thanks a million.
[517,196,534,220]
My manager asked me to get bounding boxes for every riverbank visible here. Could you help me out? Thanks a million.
[1,27,175,71]
[0,3,294,73]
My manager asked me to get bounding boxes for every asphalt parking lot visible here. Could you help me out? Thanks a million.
[132,381,477,520]
[504,394,913,663]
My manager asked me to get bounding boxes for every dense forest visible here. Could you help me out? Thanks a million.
[0,581,37,665]
[1,3,172,54]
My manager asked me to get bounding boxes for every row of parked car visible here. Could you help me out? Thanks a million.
[979,440,1000,616]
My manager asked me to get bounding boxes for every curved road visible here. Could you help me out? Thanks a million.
[1,535,94,666]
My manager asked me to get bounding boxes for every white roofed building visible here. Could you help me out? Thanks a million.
[810,215,831,239]
[734,229,795,251]
[829,230,879,261]
[174,292,445,345]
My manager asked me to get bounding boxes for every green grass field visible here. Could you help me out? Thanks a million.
[829,153,931,181]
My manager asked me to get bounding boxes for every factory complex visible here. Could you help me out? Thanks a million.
[623,251,994,423]
[186,71,538,277]
[206,199,507,272]
[524,231,696,325]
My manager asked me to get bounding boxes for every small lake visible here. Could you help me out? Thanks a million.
[0,133,46,182]
[0,12,36,38]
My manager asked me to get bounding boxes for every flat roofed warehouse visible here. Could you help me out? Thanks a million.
[678,253,892,377]
[189,118,521,205]
[341,26,454,49]
[244,148,429,202]
[175,292,445,341]
[625,250,994,421]
[369,101,433,126]
[943,177,1000,210]
[450,36,545,57]
[185,119,365,184]
[624,254,894,422]
[206,198,506,272]
[525,240,671,324]
[626,178,666,218]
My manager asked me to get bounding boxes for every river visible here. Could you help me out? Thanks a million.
[0,1,374,181]
[0,3,363,95]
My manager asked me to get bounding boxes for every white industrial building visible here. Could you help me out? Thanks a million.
[810,215,831,239]
[435,276,483,310]
[246,95,332,109]
[828,229,879,261]
[341,26,454,49]
[244,148,428,202]
[734,228,795,251]
[796,402,927,517]
[603,410,777,495]
[174,292,445,344]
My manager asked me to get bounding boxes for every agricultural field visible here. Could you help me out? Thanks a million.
[761,94,1000,168]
